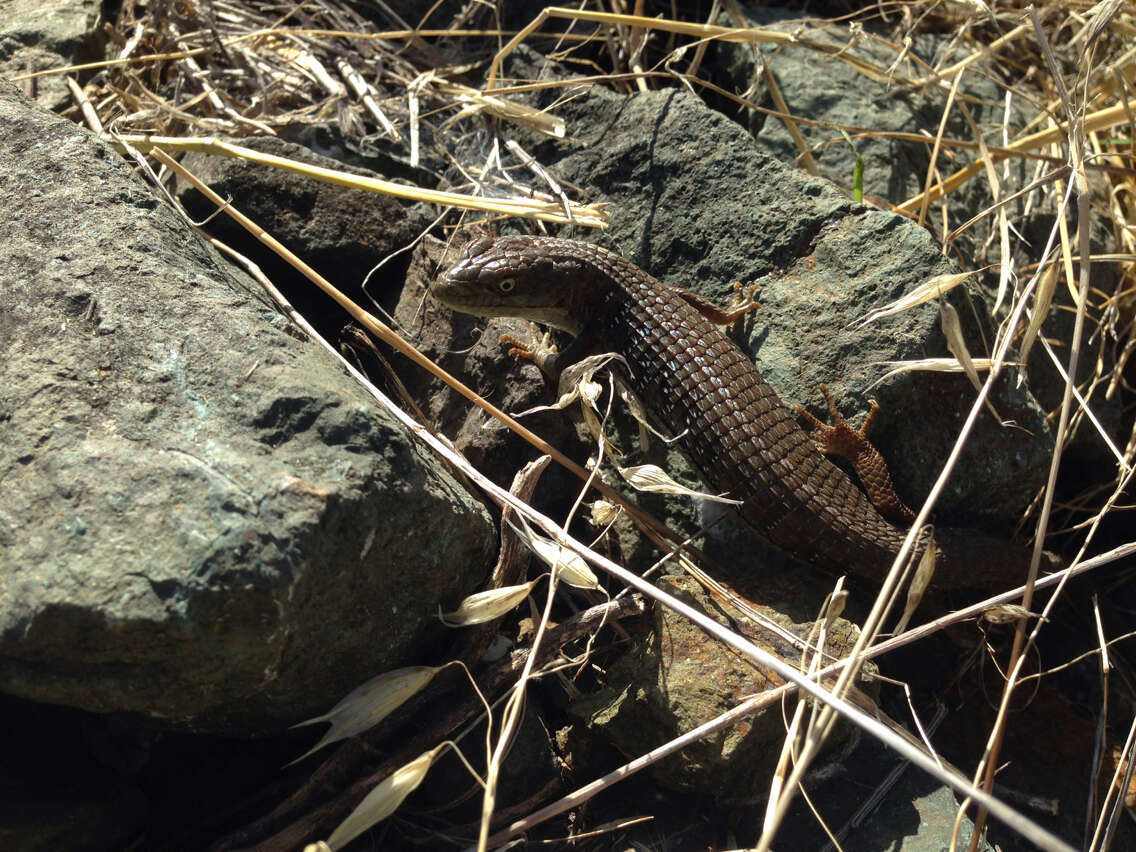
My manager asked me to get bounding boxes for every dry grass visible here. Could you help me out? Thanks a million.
[18,0,1136,849]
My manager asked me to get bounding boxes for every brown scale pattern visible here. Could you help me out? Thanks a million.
[440,236,922,578]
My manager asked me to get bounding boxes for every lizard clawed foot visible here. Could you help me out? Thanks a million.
[675,281,762,327]
[499,324,558,372]
[729,279,762,313]
[795,383,916,524]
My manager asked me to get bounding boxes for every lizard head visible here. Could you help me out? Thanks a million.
[435,235,604,333]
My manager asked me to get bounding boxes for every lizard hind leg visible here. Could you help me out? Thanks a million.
[674,280,761,326]
[794,384,916,524]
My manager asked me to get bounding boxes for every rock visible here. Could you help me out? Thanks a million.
[0,0,104,111]
[760,731,996,851]
[173,138,596,513]
[714,9,1029,254]
[853,775,994,851]
[0,81,495,733]
[712,10,1125,481]
[570,572,873,801]
[175,135,436,328]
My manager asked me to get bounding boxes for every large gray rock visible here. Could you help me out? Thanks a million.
[0,0,104,110]
[712,11,1126,475]
[0,82,495,733]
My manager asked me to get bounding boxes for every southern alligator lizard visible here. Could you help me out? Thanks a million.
[436,235,1027,588]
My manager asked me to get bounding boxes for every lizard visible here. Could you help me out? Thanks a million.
[434,234,1047,596]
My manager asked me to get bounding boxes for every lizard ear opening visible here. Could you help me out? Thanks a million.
[497,278,516,293]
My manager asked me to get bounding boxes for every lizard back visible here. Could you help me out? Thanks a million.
[438,235,916,578]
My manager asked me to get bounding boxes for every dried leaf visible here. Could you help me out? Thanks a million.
[324,746,442,849]
[939,302,982,393]
[858,270,978,326]
[1079,0,1125,49]
[589,500,620,526]
[442,581,538,626]
[559,353,621,408]
[554,557,602,590]
[981,604,1046,624]
[617,464,743,505]
[1018,260,1058,367]
[618,384,679,450]
[894,532,936,633]
[439,81,565,137]
[287,666,440,765]
[508,518,600,589]
[823,589,848,629]
[941,302,1002,421]
[579,394,606,446]
[867,357,998,389]
[512,352,624,418]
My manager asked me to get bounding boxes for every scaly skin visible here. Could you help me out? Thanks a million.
[436,235,1038,591]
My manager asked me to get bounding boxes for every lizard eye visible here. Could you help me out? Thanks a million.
[497,278,516,293]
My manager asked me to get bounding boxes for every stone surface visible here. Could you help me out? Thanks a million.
[571,572,873,801]
[853,774,993,852]
[715,10,1029,251]
[711,9,1126,488]
[763,733,996,851]
[176,135,437,330]
[0,0,104,110]
[0,81,495,733]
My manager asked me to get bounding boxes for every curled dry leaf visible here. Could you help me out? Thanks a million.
[438,80,566,137]
[619,384,679,450]
[857,270,978,326]
[939,302,1003,420]
[617,463,744,505]
[589,499,621,526]
[538,540,601,589]
[508,518,600,589]
[823,589,848,629]
[560,356,607,409]
[442,580,538,626]
[513,351,673,456]
[981,604,1046,624]
[894,532,936,634]
[511,352,624,418]
[1018,260,1059,367]
[324,745,443,850]
[939,302,984,393]
[287,666,441,765]
[1079,0,1126,50]
[868,357,998,389]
